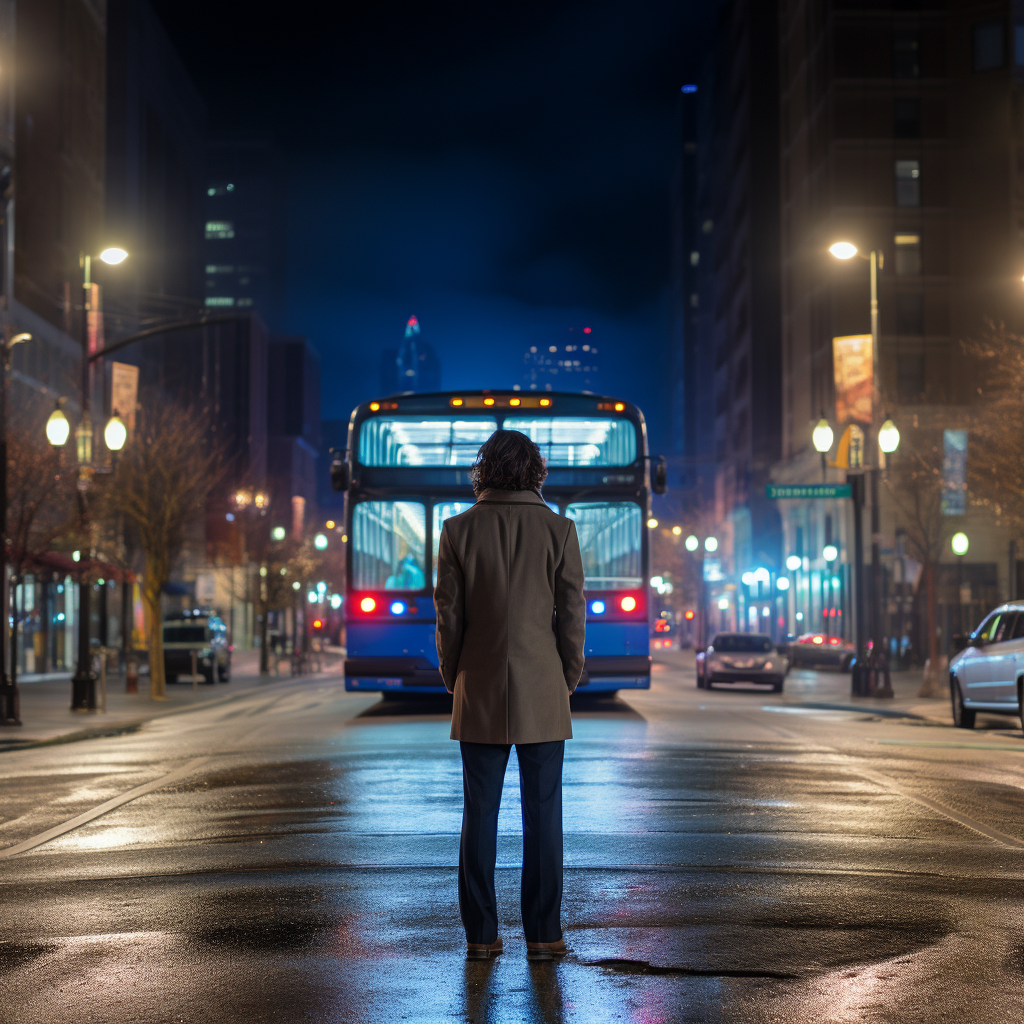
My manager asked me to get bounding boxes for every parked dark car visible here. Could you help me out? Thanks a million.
[788,633,855,671]
[163,611,230,684]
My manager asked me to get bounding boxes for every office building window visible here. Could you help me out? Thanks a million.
[205,296,235,308]
[893,97,920,138]
[894,234,921,275]
[895,160,921,207]
[974,21,1005,71]
[897,350,926,400]
[205,220,235,239]
[205,264,234,274]
[895,293,924,334]
[893,33,920,78]
[1017,24,1024,65]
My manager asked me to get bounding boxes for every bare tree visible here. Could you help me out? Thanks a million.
[883,426,949,696]
[100,400,223,700]
[961,323,1024,531]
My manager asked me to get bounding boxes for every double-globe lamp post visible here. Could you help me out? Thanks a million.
[45,247,130,712]
[683,532,718,647]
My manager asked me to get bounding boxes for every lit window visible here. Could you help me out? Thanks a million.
[893,33,920,78]
[895,160,920,207]
[205,220,235,239]
[205,264,234,274]
[894,234,921,275]
[1017,25,1024,66]
[205,297,235,307]
[689,250,699,266]
[237,298,253,307]
[974,21,1005,71]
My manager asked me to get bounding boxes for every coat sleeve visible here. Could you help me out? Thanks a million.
[554,520,587,692]
[434,522,465,694]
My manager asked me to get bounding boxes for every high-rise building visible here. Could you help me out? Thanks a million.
[669,0,783,598]
[522,328,601,393]
[773,0,1024,645]
[104,0,207,335]
[267,336,321,534]
[379,315,441,394]
[203,132,286,330]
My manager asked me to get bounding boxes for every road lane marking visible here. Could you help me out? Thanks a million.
[855,766,1024,850]
[0,756,210,860]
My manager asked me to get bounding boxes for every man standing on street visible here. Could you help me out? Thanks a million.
[434,429,586,961]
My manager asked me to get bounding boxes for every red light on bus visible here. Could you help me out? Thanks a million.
[684,609,695,620]
[620,595,637,612]
[359,597,377,613]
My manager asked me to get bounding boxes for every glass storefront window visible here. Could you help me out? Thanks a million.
[352,501,427,590]
[504,417,637,466]
[359,418,498,466]
[566,502,642,589]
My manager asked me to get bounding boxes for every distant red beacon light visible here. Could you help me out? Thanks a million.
[583,327,592,334]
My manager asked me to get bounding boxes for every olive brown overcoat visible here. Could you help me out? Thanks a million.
[434,488,586,744]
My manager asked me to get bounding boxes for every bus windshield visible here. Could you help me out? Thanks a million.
[359,418,497,466]
[566,501,642,589]
[352,501,427,590]
[358,415,637,467]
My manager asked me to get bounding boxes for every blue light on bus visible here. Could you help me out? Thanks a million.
[590,600,606,615]
[390,601,407,616]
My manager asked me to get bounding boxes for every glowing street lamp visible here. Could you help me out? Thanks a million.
[823,544,839,563]
[829,241,858,260]
[878,417,900,454]
[951,532,969,557]
[704,536,718,553]
[99,247,128,265]
[46,407,70,447]
[786,554,802,572]
[684,534,699,552]
[103,413,127,452]
[314,533,328,550]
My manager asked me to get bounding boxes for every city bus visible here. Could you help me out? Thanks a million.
[333,390,665,695]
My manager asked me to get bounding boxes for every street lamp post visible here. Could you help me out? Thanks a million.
[823,544,838,637]
[67,248,129,712]
[812,416,833,482]
[952,532,969,637]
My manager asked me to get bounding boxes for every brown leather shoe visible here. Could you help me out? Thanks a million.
[526,938,567,961]
[466,937,503,959]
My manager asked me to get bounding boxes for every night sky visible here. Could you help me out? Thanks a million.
[152,1,715,448]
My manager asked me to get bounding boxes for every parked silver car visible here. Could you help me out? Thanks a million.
[949,604,1024,728]
[697,633,789,692]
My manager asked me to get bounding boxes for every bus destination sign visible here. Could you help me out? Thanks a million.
[765,483,852,500]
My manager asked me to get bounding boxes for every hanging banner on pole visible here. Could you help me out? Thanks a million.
[832,334,873,425]
[942,429,968,515]
[111,362,139,433]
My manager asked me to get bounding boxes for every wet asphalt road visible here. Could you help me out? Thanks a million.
[2,658,1024,1023]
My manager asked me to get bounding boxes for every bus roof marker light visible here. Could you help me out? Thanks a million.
[614,402,625,412]
[450,397,463,407]
[483,397,495,406]
[590,600,605,615]
[359,597,377,613]
[390,601,406,615]
[509,397,521,406]
[620,595,637,612]
[539,398,551,407]
[369,402,380,411]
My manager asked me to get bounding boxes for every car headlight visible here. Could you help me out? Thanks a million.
[763,661,773,670]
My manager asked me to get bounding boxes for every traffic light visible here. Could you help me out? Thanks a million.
[684,609,695,621]
[312,618,323,632]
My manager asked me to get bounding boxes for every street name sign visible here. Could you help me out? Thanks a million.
[766,484,852,499]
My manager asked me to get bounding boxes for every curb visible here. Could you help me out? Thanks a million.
[0,670,344,753]
[793,700,951,724]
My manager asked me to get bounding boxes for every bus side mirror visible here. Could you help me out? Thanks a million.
[330,449,350,492]
[653,456,667,495]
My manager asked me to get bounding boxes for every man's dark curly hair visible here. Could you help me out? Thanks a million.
[470,429,547,495]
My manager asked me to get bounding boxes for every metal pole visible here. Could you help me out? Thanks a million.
[71,254,96,711]
[850,473,867,696]
[191,648,198,692]
[0,332,16,725]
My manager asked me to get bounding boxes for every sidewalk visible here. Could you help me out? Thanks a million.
[655,647,955,724]
[0,649,344,751]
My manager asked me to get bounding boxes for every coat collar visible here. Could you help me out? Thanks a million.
[475,488,547,505]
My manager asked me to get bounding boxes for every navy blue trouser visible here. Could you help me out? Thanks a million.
[458,740,565,945]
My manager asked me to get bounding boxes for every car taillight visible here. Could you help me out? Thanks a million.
[812,635,824,645]
[829,637,840,645]
[359,596,377,613]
